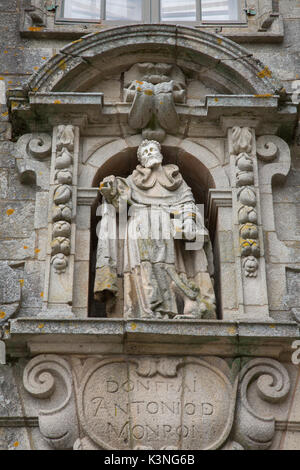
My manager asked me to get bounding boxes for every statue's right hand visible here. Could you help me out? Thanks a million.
[99,175,117,200]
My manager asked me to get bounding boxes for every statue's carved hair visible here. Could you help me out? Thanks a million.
[137,140,161,162]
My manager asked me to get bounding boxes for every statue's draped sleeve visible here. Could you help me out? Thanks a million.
[94,178,130,301]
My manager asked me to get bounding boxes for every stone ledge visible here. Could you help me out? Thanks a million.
[4,318,299,358]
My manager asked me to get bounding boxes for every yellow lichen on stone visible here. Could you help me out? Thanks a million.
[0,312,6,320]
[144,89,153,96]
[257,66,272,78]
[53,100,61,104]
[28,26,42,31]
[227,327,236,335]
[58,59,66,71]
[6,208,14,216]
[254,94,273,98]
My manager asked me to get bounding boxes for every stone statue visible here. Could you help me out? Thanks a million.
[94,140,216,320]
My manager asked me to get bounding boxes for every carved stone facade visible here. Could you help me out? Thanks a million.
[0,2,300,451]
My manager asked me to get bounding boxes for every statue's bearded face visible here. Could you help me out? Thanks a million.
[139,142,163,168]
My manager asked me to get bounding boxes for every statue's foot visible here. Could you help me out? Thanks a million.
[154,312,170,320]
[174,314,199,320]
[183,299,203,318]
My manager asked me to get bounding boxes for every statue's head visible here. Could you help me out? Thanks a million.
[137,140,163,168]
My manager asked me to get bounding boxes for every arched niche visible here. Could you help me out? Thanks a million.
[85,136,229,318]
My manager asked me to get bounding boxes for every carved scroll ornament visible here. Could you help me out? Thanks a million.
[233,358,290,450]
[23,355,79,450]
[15,133,52,186]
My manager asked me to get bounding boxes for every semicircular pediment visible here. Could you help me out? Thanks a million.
[25,24,283,98]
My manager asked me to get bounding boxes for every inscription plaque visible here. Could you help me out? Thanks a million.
[78,357,238,450]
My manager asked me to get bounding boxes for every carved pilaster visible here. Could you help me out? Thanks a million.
[42,125,80,316]
[228,126,270,319]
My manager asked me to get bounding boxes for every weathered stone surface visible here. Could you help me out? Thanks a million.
[0,201,35,238]
[0,123,12,141]
[284,268,300,309]
[20,261,44,309]
[0,0,18,11]
[0,364,23,417]
[0,234,35,261]
[0,262,21,322]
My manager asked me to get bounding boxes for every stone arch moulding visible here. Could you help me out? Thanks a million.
[21,25,283,96]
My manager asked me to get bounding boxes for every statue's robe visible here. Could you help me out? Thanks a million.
[94,164,216,319]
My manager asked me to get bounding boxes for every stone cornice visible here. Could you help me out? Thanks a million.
[7,92,297,137]
[4,318,299,359]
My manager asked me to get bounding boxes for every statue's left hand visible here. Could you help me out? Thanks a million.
[182,218,197,241]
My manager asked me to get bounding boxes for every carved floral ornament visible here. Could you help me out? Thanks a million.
[23,355,290,451]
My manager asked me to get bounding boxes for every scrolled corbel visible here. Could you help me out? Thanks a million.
[15,133,52,186]
[233,358,290,450]
[23,355,79,450]
[257,136,278,162]
[27,134,52,161]
[27,0,46,25]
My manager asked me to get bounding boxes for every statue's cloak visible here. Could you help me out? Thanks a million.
[94,165,215,319]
